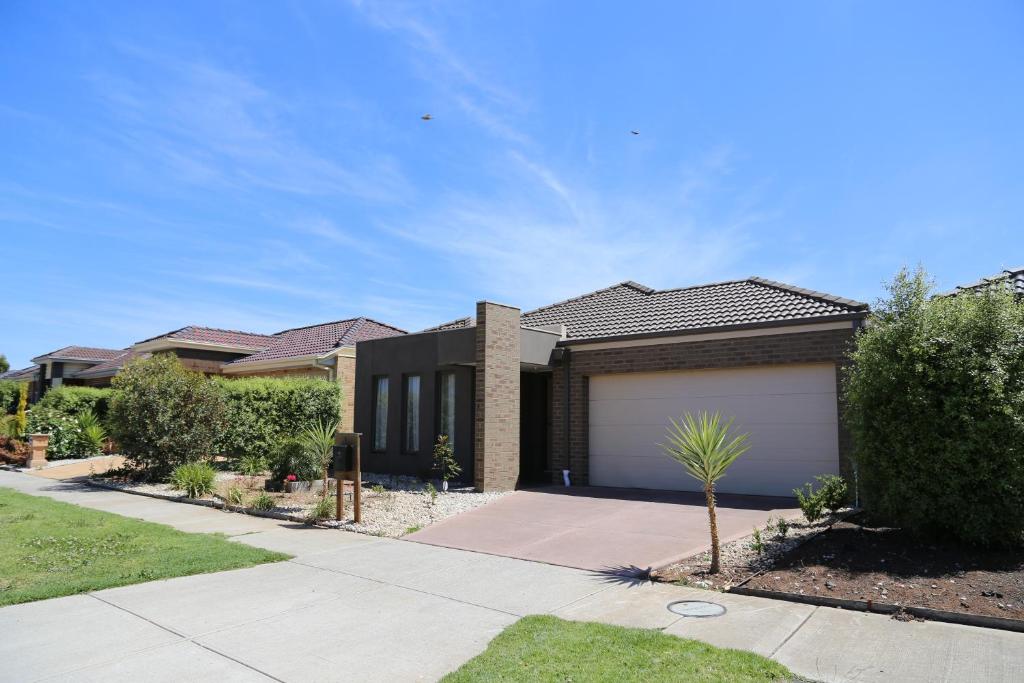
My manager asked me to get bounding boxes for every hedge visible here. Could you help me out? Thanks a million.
[213,376,341,462]
[844,267,1024,546]
[34,386,111,420]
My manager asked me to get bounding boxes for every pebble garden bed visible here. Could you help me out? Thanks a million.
[90,471,508,538]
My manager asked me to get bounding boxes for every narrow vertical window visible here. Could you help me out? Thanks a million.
[373,376,388,451]
[439,371,455,444]
[405,375,421,452]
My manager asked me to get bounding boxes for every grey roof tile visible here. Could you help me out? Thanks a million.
[227,317,406,366]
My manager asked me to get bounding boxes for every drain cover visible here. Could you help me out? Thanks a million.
[667,600,727,618]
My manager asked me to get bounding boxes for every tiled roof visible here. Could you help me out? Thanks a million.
[135,326,276,350]
[73,350,141,378]
[951,267,1024,297]
[227,318,406,366]
[0,366,38,381]
[420,317,475,333]
[520,278,868,341]
[32,346,125,363]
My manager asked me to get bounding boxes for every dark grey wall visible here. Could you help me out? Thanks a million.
[355,332,476,482]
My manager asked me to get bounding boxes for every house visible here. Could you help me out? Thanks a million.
[949,266,1024,296]
[131,326,279,374]
[29,346,127,397]
[354,278,869,496]
[221,318,406,431]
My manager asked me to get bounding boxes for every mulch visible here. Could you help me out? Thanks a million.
[742,518,1024,621]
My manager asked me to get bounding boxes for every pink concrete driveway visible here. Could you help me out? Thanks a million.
[406,486,800,574]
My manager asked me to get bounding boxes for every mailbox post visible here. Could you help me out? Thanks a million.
[332,432,362,523]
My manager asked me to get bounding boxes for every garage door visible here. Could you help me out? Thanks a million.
[588,363,839,497]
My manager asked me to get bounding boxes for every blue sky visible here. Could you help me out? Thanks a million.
[2,1,1022,368]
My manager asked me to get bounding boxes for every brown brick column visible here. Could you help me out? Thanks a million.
[336,352,356,432]
[474,301,521,491]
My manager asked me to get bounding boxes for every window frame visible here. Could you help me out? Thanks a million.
[437,370,456,446]
[372,375,389,452]
[403,374,422,454]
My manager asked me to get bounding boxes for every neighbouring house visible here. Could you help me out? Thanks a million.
[29,346,127,398]
[0,365,41,401]
[221,318,406,431]
[355,278,869,496]
[131,326,279,374]
[948,266,1024,296]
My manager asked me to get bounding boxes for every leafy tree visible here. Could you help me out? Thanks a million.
[660,412,750,573]
[432,434,461,491]
[845,267,1024,546]
[0,354,8,373]
[108,354,226,477]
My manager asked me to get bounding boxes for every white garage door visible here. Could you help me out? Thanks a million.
[588,363,839,497]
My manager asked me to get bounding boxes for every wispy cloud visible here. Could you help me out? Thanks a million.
[87,48,411,203]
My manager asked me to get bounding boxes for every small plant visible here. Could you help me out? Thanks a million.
[307,495,334,522]
[237,453,269,477]
[15,383,28,436]
[775,516,790,539]
[170,461,216,498]
[431,434,461,491]
[77,410,107,455]
[794,482,825,523]
[750,527,764,555]
[0,415,19,439]
[299,419,339,496]
[425,481,438,505]
[225,485,246,509]
[814,474,848,514]
[405,524,423,535]
[251,492,275,511]
[371,484,386,496]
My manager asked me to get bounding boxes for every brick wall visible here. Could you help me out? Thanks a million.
[550,326,859,486]
[474,302,521,491]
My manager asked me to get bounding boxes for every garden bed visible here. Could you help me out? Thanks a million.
[89,471,508,538]
[738,516,1024,626]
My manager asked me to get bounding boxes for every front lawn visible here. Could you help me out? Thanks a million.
[443,615,794,682]
[0,487,289,606]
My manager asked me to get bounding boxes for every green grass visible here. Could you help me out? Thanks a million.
[443,615,794,683]
[0,487,290,606]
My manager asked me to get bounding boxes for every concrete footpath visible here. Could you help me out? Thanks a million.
[1,470,1022,682]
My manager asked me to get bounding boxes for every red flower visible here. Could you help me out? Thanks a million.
[286,474,297,482]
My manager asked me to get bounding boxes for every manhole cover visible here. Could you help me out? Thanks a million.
[667,600,727,618]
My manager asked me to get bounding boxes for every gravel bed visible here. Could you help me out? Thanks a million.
[91,471,509,538]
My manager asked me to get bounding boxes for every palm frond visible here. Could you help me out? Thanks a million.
[658,411,750,486]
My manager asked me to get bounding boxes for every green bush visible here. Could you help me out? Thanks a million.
[793,482,825,523]
[845,267,1024,546]
[108,354,227,477]
[0,380,19,415]
[35,386,112,421]
[306,495,334,522]
[814,475,848,514]
[76,410,107,455]
[169,461,216,498]
[251,492,275,511]
[270,438,321,482]
[237,453,268,477]
[213,377,341,462]
[26,407,84,459]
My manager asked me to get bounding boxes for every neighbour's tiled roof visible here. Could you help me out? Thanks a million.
[951,267,1024,297]
[519,278,869,341]
[227,318,406,366]
[73,350,142,378]
[135,326,276,350]
[419,317,475,333]
[31,346,125,363]
[0,366,38,381]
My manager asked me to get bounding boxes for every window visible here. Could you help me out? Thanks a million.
[404,376,421,452]
[439,371,455,444]
[373,376,388,451]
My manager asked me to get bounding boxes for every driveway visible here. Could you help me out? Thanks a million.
[2,471,1023,682]
[406,485,800,572]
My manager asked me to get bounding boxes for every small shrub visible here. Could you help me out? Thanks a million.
[775,516,790,539]
[170,461,216,498]
[306,495,334,522]
[108,354,226,477]
[237,453,269,477]
[431,434,461,489]
[0,415,20,439]
[750,527,764,555]
[425,481,437,505]
[370,484,386,496]
[0,380,19,415]
[26,407,82,459]
[251,493,275,511]
[794,483,825,523]
[814,475,848,514]
[76,410,107,456]
[404,525,423,535]
[298,419,338,492]
[270,439,320,482]
[15,382,28,435]
[225,485,246,508]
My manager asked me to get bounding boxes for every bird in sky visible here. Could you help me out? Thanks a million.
[630,130,639,135]
[421,114,433,121]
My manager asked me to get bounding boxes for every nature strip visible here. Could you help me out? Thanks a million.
[729,585,1024,634]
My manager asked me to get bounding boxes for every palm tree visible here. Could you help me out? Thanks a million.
[660,412,750,574]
